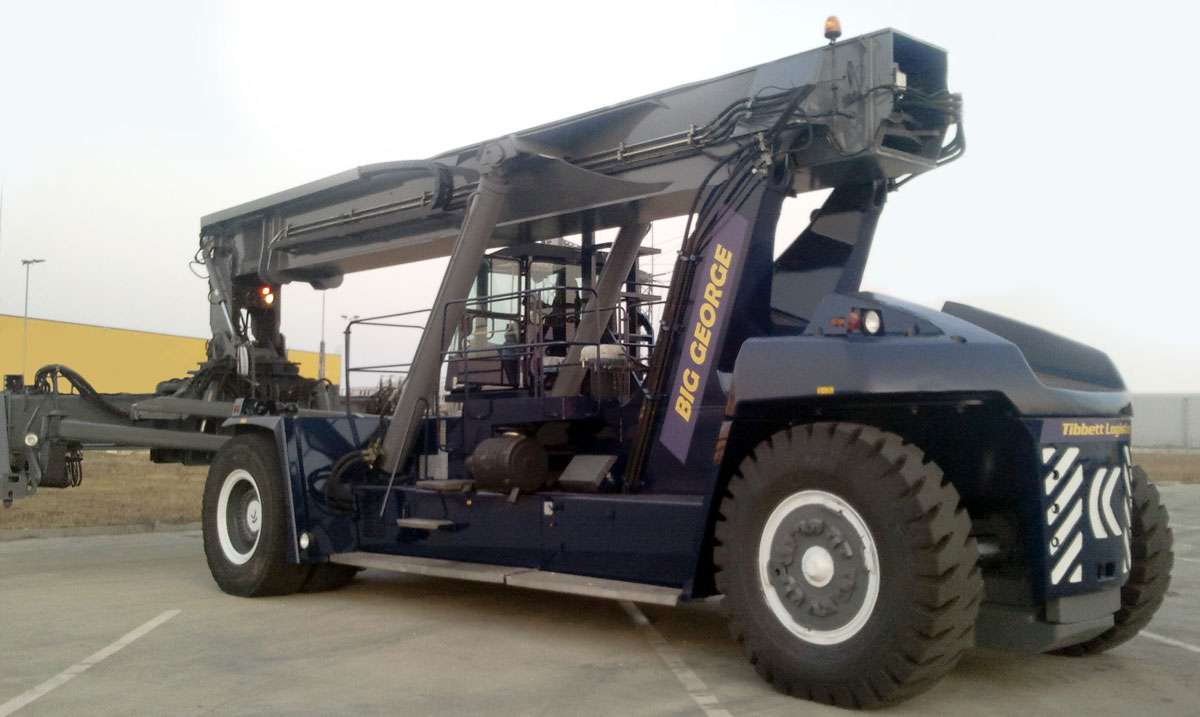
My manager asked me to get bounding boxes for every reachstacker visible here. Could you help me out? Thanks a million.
[2,22,1172,707]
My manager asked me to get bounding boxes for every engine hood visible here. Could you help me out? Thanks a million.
[733,292,1130,417]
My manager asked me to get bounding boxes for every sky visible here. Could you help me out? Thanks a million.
[1,0,1197,392]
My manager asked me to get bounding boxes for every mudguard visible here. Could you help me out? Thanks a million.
[218,415,305,563]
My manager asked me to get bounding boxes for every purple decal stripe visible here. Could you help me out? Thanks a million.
[660,210,750,462]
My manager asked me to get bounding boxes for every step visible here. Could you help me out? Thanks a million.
[395,518,454,531]
[329,551,681,606]
[331,552,515,583]
[504,570,680,606]
[558,454,617,491]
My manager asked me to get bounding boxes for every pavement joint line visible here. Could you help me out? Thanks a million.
[1168,524,1200,532]
[0,609,181,716]
[1175,555,1200,564]
[1140,630,1200,656]
[620,600,733,717]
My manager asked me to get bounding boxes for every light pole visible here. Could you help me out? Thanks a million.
[21,258,44,379]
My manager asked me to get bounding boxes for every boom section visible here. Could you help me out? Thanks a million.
[200,29,957,288]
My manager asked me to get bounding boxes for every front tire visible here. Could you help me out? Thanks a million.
[1054,465,1173,656]
[714,423,982,708]
[203,433,311,597]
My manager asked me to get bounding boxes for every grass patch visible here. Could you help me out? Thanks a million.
[1135,451,1200,485]
[1,451,205,530]
[1,449,1196,532]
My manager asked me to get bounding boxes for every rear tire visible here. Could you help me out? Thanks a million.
[1053,465,1173,656]
[202,433,311,597]
[714,423,981,708]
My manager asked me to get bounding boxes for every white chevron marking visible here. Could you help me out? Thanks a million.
[1088,466,1110,539]
[1046,466,1084,527]
[1050,498,1083,556]
[1101,466,1122,537]
[1044,447,1080,495]
[1122,465,1132,571]
[1051,532,1084,585]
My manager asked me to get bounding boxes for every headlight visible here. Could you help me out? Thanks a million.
[862,310,882,335]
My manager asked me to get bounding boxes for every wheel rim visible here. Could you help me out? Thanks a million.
[758,489,880,645]
[216,468,262,566]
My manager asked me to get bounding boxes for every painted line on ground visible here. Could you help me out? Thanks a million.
[620,601,733,717]
[1169,524,1200,532]
[0,609,181,716]
[1175,555,1200,564]
[1140,630,1200,655]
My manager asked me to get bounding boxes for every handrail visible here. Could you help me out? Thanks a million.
[341,285,660,446]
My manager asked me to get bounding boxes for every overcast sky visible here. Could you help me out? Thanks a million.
[1,0,1197,392]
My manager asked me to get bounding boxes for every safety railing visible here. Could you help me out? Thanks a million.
[342,308,429,414]
[341,286,663,461]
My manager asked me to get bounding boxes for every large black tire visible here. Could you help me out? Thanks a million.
[714,423,982,709]
[202,433,312,597]
[1054,465,1173,656]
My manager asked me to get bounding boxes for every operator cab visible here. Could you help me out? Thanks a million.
[445,241,658,402]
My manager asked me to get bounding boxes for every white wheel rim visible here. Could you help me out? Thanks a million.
[216,468,262,566]
[758,489,880,645]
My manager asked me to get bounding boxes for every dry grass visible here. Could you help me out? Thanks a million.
[0,451,205,530]
[0,449,1196,532]
[1135,451,1200,485]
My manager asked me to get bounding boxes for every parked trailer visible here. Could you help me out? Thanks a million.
[3,24,1172,708]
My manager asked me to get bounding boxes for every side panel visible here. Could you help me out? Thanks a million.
[541,494,706,588]
[282,414,709,589]
[350,488,705,588]
[359,487,544,568]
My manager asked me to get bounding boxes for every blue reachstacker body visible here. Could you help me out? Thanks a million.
[1,23,1173,709]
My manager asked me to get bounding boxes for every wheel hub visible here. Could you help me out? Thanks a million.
[801,546,835,587]
[216,468,263,566]
[246,499,262,532]
[759,490,880,645]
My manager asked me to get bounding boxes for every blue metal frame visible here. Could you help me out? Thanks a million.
[229,173,1136,612]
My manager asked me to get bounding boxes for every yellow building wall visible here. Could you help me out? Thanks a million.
[0,315,340,394]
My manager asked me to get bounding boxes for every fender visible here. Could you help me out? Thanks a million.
[217,414,309,563]
[223,414,385,561]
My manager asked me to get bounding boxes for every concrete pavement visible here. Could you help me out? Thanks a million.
[1,485,1197,715]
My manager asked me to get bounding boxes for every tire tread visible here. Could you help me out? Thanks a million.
[202,433,311,597]
[1053,466,1173,656]
[714,422,982,708]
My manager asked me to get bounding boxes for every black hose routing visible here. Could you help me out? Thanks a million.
[33,364,131,420]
